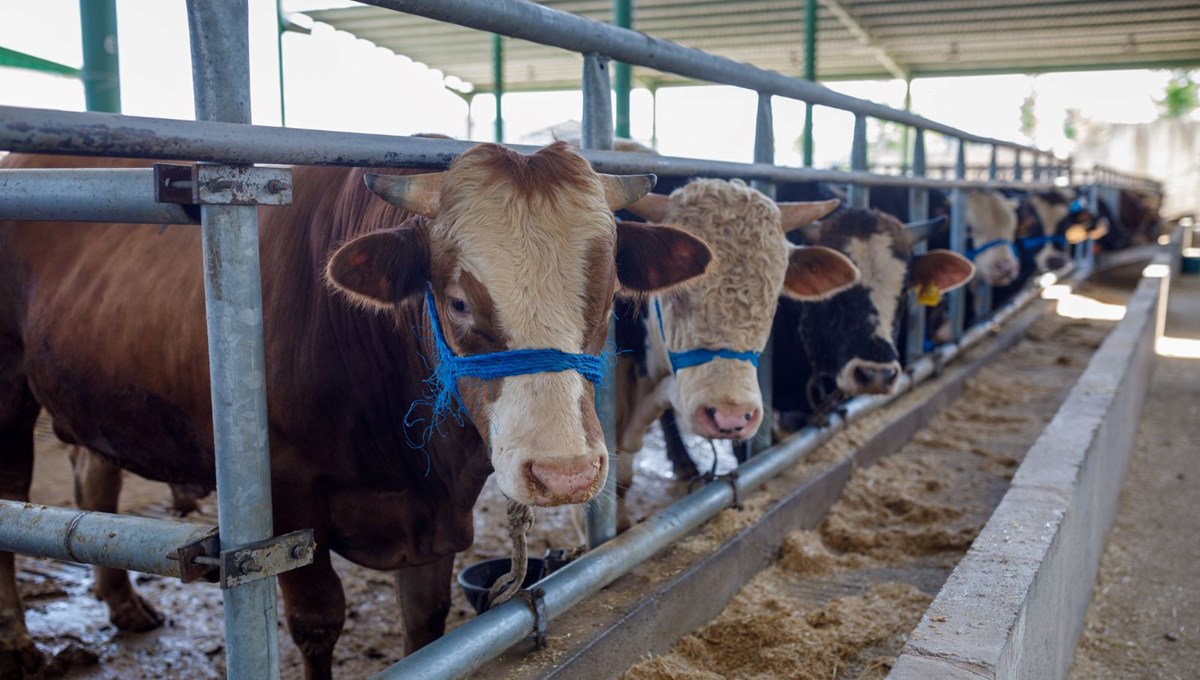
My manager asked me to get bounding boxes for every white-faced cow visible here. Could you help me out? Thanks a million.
[612,179,858,527]
[774,207,976,426]
[0,143,712,678]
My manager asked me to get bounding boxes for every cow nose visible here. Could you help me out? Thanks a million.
[1046,254,1067,271]
[697,405,761,439]
[525,456,603,506]
[853,363,899,394]
[991,259,1018,285]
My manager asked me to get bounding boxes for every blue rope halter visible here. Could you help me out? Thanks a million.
[1017,234,1068,251]
[423,286,609,418]
[965,238,1018,262]
[653,298,760,373]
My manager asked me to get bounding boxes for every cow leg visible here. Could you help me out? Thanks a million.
[279,544,344,680]
[615,373,672,533]
[69,446,164,632]
[0,379,44,679]
[395,553,455,655]
[658,410,699,480]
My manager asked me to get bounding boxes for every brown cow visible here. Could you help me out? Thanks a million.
[0,143,712,679]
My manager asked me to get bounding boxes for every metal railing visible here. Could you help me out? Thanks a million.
[0,0,1165,677]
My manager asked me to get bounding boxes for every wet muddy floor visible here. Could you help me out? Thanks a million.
[15,280,1128,679]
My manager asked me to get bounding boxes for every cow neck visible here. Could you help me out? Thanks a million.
[652,297,760,373]
[422,285,609,418]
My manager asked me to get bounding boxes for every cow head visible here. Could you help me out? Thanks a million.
[626,179,856,440]
[1019,190,1108,272]
[325,142,713,506]
[964,190,1020,286]
[795,209,974,396]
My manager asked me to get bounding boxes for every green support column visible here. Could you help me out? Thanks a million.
[613,0,632,139]
[492,33,504,143]
[276,0,287,126]
[79,0,121,113]
[802,0,816,167]
[0,46,79,76]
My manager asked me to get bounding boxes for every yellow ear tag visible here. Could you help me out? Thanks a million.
[917,282,942,307]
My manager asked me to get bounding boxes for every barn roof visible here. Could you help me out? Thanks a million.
[307,0,1200,92]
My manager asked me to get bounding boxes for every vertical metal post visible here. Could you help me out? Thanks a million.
[904,128,928,362]
[185,2,280,678]
[581,54,617,549]
[848,113,868,208]
[491,33,504,143]
[802,0,817,167]
[948,139,967,340]
[1013,148,1023,182]
[276,0,287,126]
[742,92,776,460]
[612,0,632,139]
[974,146,996,320]
[1031,152,1041,183]
[79,0,121,113]
[900,78,912,174]
[649,82,659,149]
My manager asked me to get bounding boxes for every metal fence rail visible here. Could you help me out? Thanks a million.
[0,0,1165,677]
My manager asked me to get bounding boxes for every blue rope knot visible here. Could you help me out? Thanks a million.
[654,298,761,373]
[423,286,609,418]
[1017,234,1068,252]
[966,238,1018,262]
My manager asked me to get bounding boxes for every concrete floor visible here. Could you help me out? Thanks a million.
[1068,268,1200,680]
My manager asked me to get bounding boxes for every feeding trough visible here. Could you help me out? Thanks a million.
[458,557,546,614]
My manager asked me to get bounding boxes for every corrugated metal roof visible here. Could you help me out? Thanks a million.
[308,0,1200,91]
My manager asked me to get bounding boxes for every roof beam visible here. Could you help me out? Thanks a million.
[819,0,908,80]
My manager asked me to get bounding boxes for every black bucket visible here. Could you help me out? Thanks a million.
[458,557,545,614]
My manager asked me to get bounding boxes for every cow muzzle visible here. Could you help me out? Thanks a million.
[694,404,762,440]
[838,358,901,395]
[523,455,606,506]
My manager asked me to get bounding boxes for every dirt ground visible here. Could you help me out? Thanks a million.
[1067,270,1200,680]
[623,281,1126,680]
[12,277,1135,679]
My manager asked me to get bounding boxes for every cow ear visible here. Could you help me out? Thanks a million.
[778,199,840,233]
[364,172,444,218]
[624,192,671,223]
[326,221,429,309]
[615,220,712,296]
[911,249,975,294]
[782,245,860,301]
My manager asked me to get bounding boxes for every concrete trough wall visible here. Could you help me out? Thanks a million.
[889,253,1168,680]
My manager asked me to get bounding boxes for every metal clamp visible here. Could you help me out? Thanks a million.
[167,529,221,583]
[218,529,316,589]
[518,585,549,649]
[154,163,293,206]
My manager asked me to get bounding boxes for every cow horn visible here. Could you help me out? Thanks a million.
[624,192,671,222]
[779,198,841,233]
[363,172,444,218]
[600,173,657,210]
[905,215,948,245]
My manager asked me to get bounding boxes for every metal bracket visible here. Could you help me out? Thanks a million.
[154,163,293,206]
[166,528,221,584]
[518,585,549,649]
[219,529,315,589]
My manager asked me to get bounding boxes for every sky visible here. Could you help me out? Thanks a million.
[0,0,1188,170]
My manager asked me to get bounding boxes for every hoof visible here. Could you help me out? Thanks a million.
[0,632,44,680]
[107,593,163,632]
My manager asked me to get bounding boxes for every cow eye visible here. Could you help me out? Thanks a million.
[450,297,470,315]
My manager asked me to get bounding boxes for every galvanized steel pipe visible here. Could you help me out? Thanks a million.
[373,269,1068,679]
[186,1,281,677]
[0,169,198,224]
[0,500,216,578]
[358,0,1044,154]
[0,106,1068,192]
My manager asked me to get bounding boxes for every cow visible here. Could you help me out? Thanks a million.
[610,179,858,527]
[0,143,713,679]
[1014,189,1109,274]
[773,207,976,428]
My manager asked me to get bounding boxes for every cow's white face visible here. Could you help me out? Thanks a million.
[965,190,1020,286]
[630,179,855,440]
[326,143,713,506]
